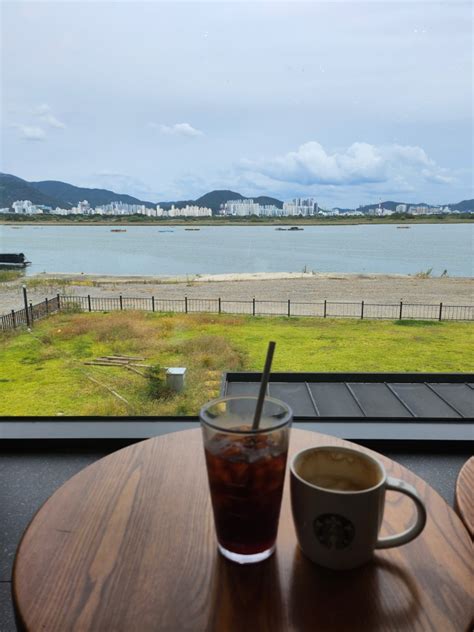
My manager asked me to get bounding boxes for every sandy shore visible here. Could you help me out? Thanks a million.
[1,272,472,314]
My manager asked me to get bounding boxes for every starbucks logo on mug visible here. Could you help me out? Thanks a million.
[313,513,355,550]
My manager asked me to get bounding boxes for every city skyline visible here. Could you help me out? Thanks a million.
[2,2,472,207]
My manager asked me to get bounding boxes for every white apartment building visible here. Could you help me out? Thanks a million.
[12,200,41,214]
[94,202,148,215]
[396,204,408,213]
[408,205,431,215]
[156,204,212,218]
[224,199,287,217]
[224,199,261,216]
[77,200,91,214]
[138,207,158,217]
[258,205,285,217]
[283,198,318,216]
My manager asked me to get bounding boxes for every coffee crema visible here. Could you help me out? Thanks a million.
[304,474,369,492]
[295,448,382,492]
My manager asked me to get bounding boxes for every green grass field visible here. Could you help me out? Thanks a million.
[0,311,472,416]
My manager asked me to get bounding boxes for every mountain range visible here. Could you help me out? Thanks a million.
[0,173,156,211]
[0,172,472,214]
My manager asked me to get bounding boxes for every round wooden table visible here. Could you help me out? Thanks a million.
[13,429,473,632]
[455,456,474,539]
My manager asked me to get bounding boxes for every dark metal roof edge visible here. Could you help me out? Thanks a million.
[223,371,474,383]
[292,416,474,424]
[3,415,469,424]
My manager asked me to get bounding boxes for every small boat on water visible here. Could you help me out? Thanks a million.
[158,229,174,233]
[0,253,31,267]
[288,226,304,231]
[111,229,127,232]
[397,226,411,229]
[275,227,288,231]
[185,228,200,231]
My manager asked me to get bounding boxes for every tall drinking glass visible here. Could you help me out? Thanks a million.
[200,396,292,564]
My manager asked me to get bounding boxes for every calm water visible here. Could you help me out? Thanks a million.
[1,223,472,277]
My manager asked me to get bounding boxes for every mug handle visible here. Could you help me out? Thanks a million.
[375,477,427,549]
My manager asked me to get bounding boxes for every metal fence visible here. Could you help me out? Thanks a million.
[1,292,473,332]
[1,294,61,331]
[60,295,472,322]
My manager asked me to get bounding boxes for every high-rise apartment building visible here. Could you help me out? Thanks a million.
[283,198,318,216]
[224,200,261,216]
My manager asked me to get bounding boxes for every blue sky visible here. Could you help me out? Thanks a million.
[1,1,472,206]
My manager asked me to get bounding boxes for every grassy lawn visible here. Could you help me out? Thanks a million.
[0,311,472,416]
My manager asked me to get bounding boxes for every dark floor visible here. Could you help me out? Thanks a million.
[0,436,470,632]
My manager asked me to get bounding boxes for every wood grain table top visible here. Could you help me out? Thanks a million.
[13,429,473,632]
[455,456,474,539]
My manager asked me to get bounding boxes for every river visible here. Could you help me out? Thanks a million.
[1,223,472,277]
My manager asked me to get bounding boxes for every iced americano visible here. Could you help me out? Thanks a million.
[201,398,292,564]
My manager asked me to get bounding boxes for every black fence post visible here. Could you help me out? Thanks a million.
[218,297,221,314]
[57,293,61,311]
[88,295,92,312]
[252,297,256,316]
[399,301,403,320]
[288,299,291,318]
[439,302,443,321]
[45,297,49,315]
[11,310,16,329]
[152,296,155,312]
[361,300,364,320]
[323,299,327,318]
[119,295,123,310]
[29,302,34,325]
[22,285,31,327]
[185,296,188,314]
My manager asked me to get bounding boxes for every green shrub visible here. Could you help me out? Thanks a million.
[145,364,173,400]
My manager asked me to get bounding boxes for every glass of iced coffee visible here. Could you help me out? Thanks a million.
[200,396,292,564]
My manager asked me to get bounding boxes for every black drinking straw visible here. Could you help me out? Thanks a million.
[252,341,276,430]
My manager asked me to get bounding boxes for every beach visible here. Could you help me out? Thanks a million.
[1,272,472,314]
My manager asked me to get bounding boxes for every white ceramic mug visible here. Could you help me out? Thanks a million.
[290,446,427,570]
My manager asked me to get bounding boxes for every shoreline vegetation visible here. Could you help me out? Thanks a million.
[1,215,473,227]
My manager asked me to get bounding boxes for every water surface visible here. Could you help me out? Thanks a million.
[1,223,472,277]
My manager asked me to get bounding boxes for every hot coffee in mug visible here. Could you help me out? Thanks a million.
[290,446,427,570]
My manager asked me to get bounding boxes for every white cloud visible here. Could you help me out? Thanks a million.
[12,124,46,141]
[34,103,66,128]
[152,122,204,137]
[240,141,454,189]
[242,141,386,186]
[40,113,66,129]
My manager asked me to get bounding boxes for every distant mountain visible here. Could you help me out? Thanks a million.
[158,199,194,211]
[253,195,283,209]
[194,190,245,213]
[1,172,471,215]
[30,180,156,209]
[0,173,69,209]
[0,173,155,210]
[193,190,283,214]
[357,201,414,212]
[357,200,474,213]
[449,199,474,212]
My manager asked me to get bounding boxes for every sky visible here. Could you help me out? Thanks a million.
[1,1,473,207]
